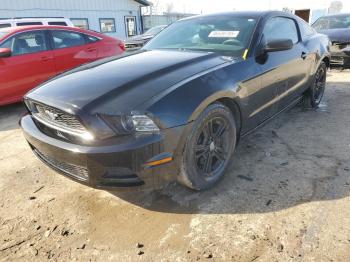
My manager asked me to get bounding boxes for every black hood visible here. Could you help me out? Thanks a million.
[318,28,350,43]
[26,50,229,115]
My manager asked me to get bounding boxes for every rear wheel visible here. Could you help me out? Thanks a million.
[303,62,327,108]
[179,103,236,190]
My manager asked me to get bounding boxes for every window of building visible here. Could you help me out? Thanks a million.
[48,21,68,26]
[125,16,136,37]
[100,18,116,33]
[263,17,299,44]
[16,22,43,26]
[51,30,86,49]
[71,18,89,30]
[0,31,48,56]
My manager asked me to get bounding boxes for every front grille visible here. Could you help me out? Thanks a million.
[34,149,88,181]
[33,103,86,133]
[331,42,350,52]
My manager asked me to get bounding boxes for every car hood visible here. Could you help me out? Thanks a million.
[27,50,229,114]
[318,28,350,43]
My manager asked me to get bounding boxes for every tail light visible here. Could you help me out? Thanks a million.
[118,42,126,52]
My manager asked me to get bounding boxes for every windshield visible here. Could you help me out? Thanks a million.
[144,16,257,57]
[313,15,350,30]
[144,26,165,35]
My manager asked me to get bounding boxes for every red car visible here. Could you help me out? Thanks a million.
[0,25,125,106]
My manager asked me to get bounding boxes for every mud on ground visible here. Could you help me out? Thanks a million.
[1,71,350,261]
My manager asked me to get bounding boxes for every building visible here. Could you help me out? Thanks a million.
[282,7,328,23]
[142,12,196,31]
[0,0,150,39]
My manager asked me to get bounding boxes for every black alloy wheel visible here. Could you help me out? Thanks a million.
[313,64,326,105]
[179,103,236,190]
[303,61,327,108]
[194,116,230,177]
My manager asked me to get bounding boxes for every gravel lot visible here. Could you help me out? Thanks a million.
[1,70,350,261]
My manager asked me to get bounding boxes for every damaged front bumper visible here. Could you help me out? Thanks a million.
[330,42,350,68]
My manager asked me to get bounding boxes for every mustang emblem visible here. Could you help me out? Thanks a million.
[44,110,58,121]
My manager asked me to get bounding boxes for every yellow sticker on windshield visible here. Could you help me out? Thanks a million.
[208,31,239,38]
[242,49,248,60]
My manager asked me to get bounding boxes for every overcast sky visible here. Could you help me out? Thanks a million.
[149,0,350,14]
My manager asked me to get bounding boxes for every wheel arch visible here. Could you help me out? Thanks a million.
[215,97,242,140]
[187,90,243,141]
[322,56,330,68]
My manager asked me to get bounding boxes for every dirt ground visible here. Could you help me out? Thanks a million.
[1,70,350,261]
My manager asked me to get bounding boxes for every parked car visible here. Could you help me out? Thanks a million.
[124,25,167,51]
[312,13,350,68]
[21,11,329,191]
[0,17,74,29]
[0,25,125,105]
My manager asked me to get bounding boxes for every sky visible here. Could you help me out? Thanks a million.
[149,0,350,14]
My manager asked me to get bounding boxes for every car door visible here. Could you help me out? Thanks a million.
[0,30,56,104]
[259,16,310,112]
[49,30,98,74]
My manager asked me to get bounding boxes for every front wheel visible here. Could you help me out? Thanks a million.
[179,103,236,190]
[303,61,327,108]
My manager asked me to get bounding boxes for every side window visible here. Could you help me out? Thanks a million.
[299,19,316,39]
[48,22,68,26]
[0,38,13,49]
[263,17,299,44]
[0,23,11,29]
[0,31,48,56]
[16,22,43,26]
[51,30,86,49]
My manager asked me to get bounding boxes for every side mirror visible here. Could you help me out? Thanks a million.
[263,39,293,53]
[0,48,11,58]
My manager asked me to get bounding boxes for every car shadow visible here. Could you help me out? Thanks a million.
[0,103,26,132]
[108,99,350,214]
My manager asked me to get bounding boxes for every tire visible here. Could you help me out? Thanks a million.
[179,103,236,190]
[303,61,327,108]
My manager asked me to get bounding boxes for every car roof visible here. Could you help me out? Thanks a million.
[180,11,290,21]
[0,25,97,36]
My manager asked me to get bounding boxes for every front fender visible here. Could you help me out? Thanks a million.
[145,65,241,128]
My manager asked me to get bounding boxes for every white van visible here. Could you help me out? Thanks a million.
[0,17,74,29]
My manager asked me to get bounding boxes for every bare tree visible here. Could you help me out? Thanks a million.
[165,2,174,14]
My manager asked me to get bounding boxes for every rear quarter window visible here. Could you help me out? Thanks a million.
[51,30,86,49]
[85,35,99,43]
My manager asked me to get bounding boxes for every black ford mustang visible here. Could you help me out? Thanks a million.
[21,11,330,191]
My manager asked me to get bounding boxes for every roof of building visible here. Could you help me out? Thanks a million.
[134,0,151,6]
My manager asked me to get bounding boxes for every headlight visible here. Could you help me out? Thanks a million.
[99,114,160,135]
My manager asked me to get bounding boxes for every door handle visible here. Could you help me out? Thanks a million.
[86,47,97,52]
[41,56,52,61]
[301,52,308,60]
